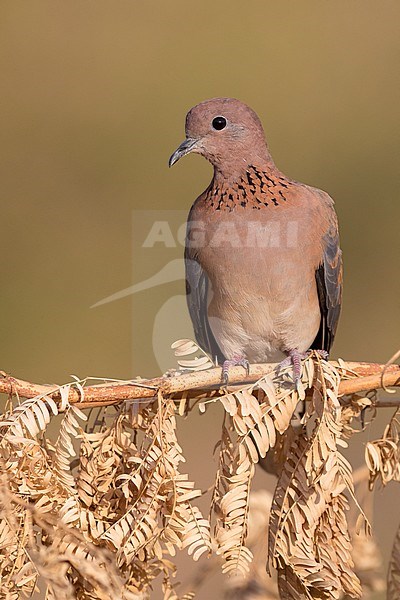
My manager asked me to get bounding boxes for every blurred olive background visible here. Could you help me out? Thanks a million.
[1,2,399,598]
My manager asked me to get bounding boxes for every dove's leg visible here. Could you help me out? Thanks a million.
[278,349,308,383]
[222,355,250,384]
[278,349,329,383]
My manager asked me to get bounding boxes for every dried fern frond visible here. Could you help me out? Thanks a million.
[340,391,376,438]
[0,379,212,598]
[268,359,364,600]
[222,489,279,600]
[365,406,400,488]
[212,418,255,575]
[53,403,88,502]
[0,481,142,600]
[86,395,212,571]
[171,339,215,371]
[1,348,394,599]
[189,480,380,600]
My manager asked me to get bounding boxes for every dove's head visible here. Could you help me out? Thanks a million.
[169,98,272,177]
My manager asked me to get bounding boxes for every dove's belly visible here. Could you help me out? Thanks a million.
[207,278,321,363]
[197,220,322,362]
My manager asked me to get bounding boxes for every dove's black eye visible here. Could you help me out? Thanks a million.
[212,116,227,130]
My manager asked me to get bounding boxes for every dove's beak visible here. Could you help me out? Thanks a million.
[169,138,199,167]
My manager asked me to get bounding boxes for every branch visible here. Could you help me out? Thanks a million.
[1,361,399,409]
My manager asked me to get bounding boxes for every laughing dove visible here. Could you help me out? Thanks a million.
[169,98,342,382]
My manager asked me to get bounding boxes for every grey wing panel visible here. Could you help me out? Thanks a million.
[312,223,343,353]
[185,248,225,364]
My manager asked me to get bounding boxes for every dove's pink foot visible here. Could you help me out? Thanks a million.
[222,355,250,384]
[278,349,307,383]
[278,349,329,384]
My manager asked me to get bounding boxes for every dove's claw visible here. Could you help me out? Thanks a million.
[222,356,250,385]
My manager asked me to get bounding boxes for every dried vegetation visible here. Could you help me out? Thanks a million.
[0,344,399,599]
